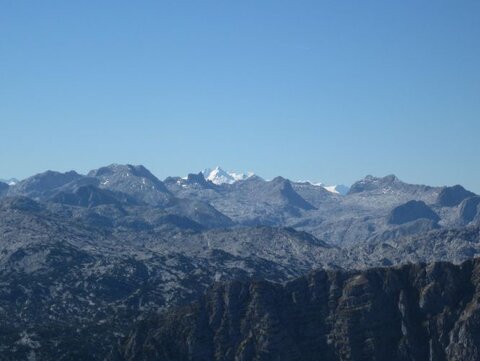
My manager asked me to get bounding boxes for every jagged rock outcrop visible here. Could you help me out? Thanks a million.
[117,258,480,361]
[388,200,440,225]
[437,185,476,207]
[186,173,212,187]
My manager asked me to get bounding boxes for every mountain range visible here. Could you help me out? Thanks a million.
[0,164,479,360]
[201,166,350,195]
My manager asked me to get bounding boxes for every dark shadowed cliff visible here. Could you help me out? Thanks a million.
[117,258,480,361]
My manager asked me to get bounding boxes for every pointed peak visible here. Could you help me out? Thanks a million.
[270,176,289,184]
[201,166,255,185]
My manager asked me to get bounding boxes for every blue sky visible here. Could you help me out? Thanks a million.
[1,1,479,191]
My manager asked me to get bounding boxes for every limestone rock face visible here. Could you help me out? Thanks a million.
[118,258,480,361]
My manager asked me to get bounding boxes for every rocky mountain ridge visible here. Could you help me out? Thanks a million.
[116,257,480,361]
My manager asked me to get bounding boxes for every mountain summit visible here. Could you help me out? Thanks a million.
[202,166,254,185]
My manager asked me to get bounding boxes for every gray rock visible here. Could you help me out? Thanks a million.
[458,196,480,225]
[437,185,476,207]
[388,200,440,225]
[52,185,138,208]
[117,258,480,361]
[88,164,172,206]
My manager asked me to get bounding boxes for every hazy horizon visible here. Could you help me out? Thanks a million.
[2,163,479,194]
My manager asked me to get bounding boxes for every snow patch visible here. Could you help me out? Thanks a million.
[297,180,350,195]
[0,178,18,186]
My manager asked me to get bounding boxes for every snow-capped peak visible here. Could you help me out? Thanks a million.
[202,166,254,185]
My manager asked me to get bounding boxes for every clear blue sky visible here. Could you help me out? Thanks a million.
[1,1,479,191]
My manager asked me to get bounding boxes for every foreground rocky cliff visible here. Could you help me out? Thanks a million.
[118,258,480,361]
